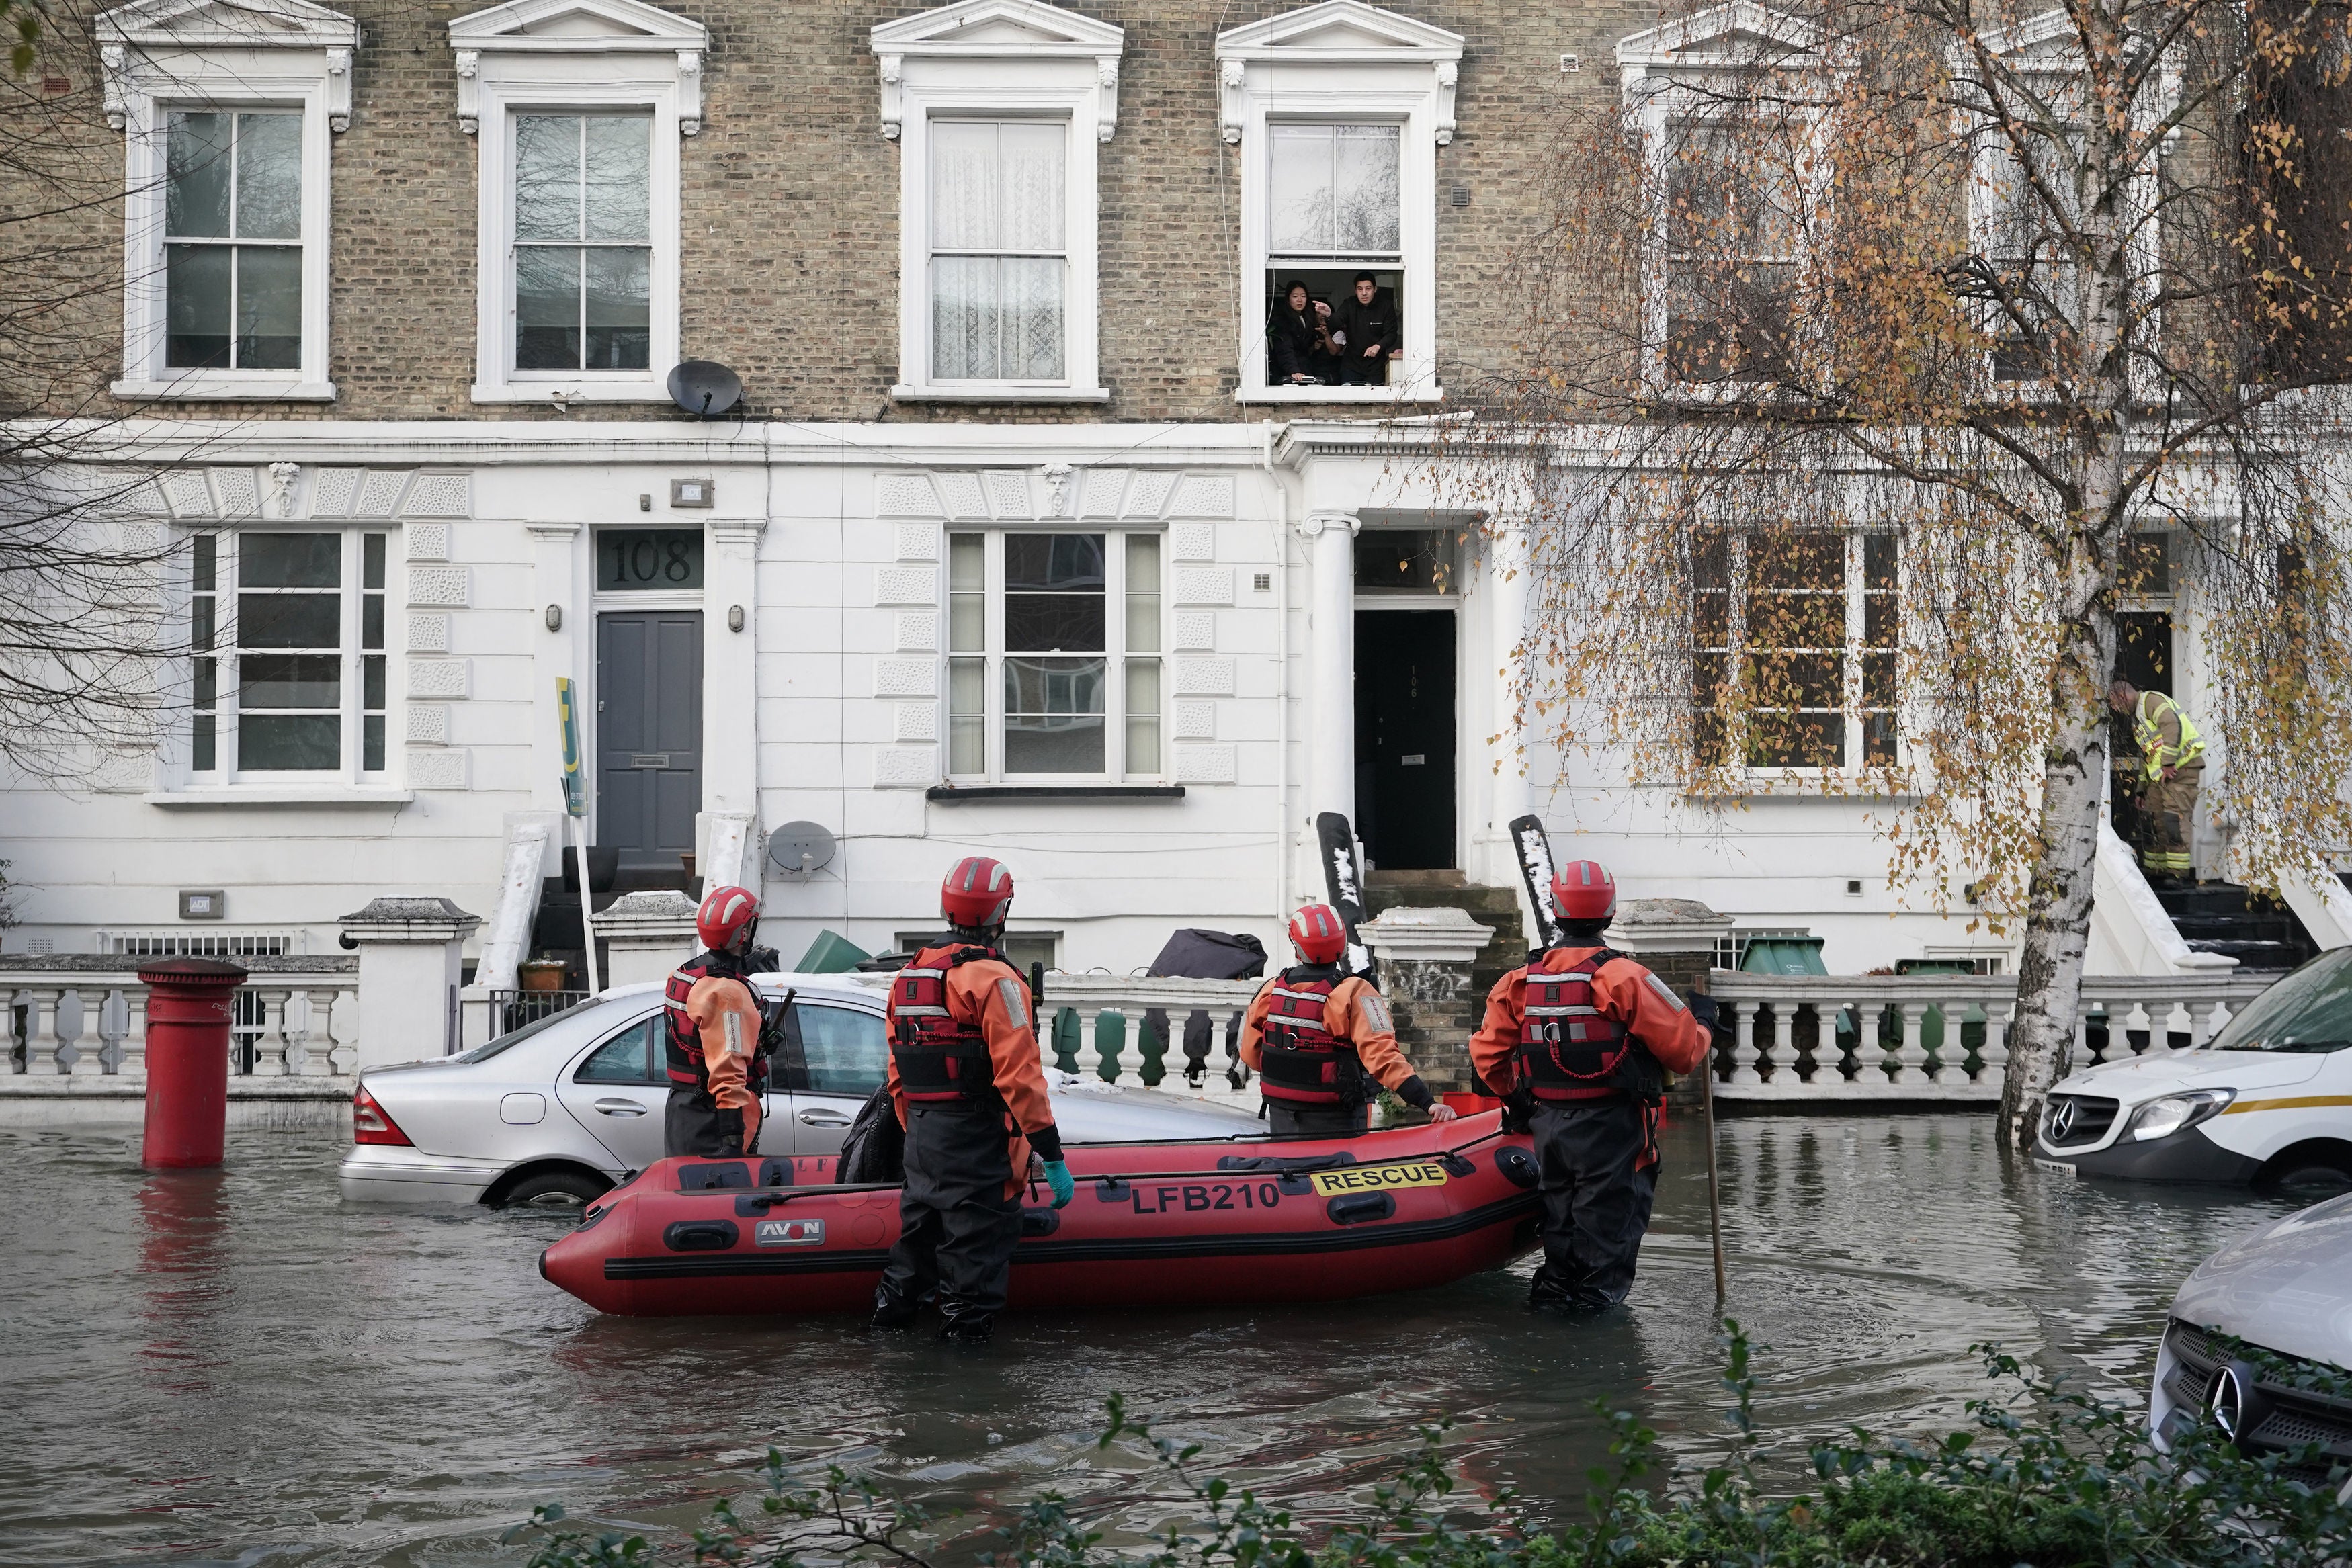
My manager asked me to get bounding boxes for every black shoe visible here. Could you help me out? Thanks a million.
[868,1291,919,1332]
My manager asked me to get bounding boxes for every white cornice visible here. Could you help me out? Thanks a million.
[870,0,1124,142]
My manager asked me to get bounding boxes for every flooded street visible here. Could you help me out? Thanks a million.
[0,1115,2302,1567]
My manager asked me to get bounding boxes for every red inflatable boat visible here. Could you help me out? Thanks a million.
[540,1113,1541,1316]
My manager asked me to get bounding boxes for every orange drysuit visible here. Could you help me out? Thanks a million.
[884,947,1060,1199]
[1469,946,1710,1164]
[1238,972,1421,1094]
[682,971,765,1153]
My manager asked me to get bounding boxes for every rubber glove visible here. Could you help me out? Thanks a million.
[1043,1160,1075,1209]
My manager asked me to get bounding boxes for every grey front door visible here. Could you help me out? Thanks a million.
[596,611,702,869]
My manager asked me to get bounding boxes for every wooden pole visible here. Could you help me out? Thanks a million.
[1702,1019,1728,1302]
[573,814,602,998]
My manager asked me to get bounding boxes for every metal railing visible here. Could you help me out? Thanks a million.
[1705,969,2279,1102]
[1,956,360,1079]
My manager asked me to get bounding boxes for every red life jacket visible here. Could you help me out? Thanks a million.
[663,951,769,1096]
[890,945,1008,1103]
[1257,966,1368,1106]
[1517,949,1648,1102]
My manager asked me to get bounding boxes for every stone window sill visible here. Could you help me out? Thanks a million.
[1234,382,1443,406]
[113,376,337,402]
[146,787,416,808]
[471,381,675,405]
[890,384,1113,404]
[925,785,1185,802]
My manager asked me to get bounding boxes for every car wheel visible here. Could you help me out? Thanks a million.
[495,1168,611,1210]
[2265,1161,2352,1195]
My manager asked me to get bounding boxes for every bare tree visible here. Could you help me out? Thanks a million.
[2,3,188,783]
[1439,0,2352,1151]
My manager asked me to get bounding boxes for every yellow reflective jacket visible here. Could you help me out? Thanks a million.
[2133,691,2205,780]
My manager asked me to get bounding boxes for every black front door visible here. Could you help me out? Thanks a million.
[1354,609,1455,870]
[596,611,702,869]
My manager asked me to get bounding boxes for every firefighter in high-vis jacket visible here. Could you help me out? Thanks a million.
[1239,903,1459,1139]
[871,856,1073,1342]
[2109,679,2207,883]
[1468,861,1714,1313]
[662,884,769,1159]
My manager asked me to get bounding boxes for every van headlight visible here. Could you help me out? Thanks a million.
[2126,1089,2234,1141]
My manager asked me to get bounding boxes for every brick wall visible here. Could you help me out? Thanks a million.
[19,0,1657,423]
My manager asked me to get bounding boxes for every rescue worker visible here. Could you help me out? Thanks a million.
[663,884,769,1159]
[2108,679,2206,885]
[871,856,1073,1342]
[1239,904,1459,1139]
[1468,861,1714,1313]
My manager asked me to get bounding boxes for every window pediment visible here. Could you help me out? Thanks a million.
[448,0,706,134]
[1215,1,1463,146]
[870,0,1124,144]
[96,0,359,130]
[1617,1,1824,99]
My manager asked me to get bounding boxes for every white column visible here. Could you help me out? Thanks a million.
[697,517,765,898]
[1300,511,1358,826]
[1484,521,1535,889]
[339,898,482,1070]
[120,987,150,1079]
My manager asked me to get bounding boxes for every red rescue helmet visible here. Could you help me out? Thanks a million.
[941,855,1015,928]
[1551,859,1617,923]
[1288,903,1348,964]
[696,884,761,952]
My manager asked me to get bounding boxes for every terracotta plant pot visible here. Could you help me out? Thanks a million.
[518,961,570,994]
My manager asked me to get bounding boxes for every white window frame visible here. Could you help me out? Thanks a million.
[1954,11,2172,396]
[1619,4,1837,400]
[944,528,1164,783]
[180,524,393,787]
[1692,527,1902,779]
[97,0,356,403]
[1217,1,1461,406]
[449,0,706,405]
[872,0,1122,404]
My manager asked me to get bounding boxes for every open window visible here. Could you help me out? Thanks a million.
[871,0,1122,402]
[98,0,357,402]
[1218,2,1460,403]
[448,0,705,404]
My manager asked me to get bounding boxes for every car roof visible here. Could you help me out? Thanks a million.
[594,972,886,1006]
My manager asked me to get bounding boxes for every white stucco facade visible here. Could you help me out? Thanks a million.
[0,415,2079,979]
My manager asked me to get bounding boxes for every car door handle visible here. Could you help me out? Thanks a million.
[797,1109,853,1127]
[593,1098,649,1117]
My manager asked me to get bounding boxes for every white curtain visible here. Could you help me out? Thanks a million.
[931,121,1066,379]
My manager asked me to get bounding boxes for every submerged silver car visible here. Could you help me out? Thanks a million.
[338,973,1263,1207]
[2150,1190,2352,1490]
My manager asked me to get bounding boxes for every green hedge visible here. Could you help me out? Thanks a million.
[505,1323,2351,1568]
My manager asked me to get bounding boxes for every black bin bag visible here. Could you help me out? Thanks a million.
[835,1083,905,1184]
[1146,928,1267,982]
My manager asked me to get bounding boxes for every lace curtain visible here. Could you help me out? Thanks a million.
[930,121,1066,380]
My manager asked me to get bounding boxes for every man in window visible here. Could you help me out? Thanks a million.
[1327,272,1400,386]
[1267,279,1336,385]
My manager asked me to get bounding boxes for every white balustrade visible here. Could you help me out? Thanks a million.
[0,963,358,1083]
[1707,970,2277,1103]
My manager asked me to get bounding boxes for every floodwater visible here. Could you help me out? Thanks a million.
[0,1116,2307,1567]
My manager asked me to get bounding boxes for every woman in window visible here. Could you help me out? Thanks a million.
[1267,279,1337,386]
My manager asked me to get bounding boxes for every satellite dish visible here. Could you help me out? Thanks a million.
[667,360,743,419]
[767,820,837,881]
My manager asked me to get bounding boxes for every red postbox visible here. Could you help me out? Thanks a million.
[138,957,247,1169]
